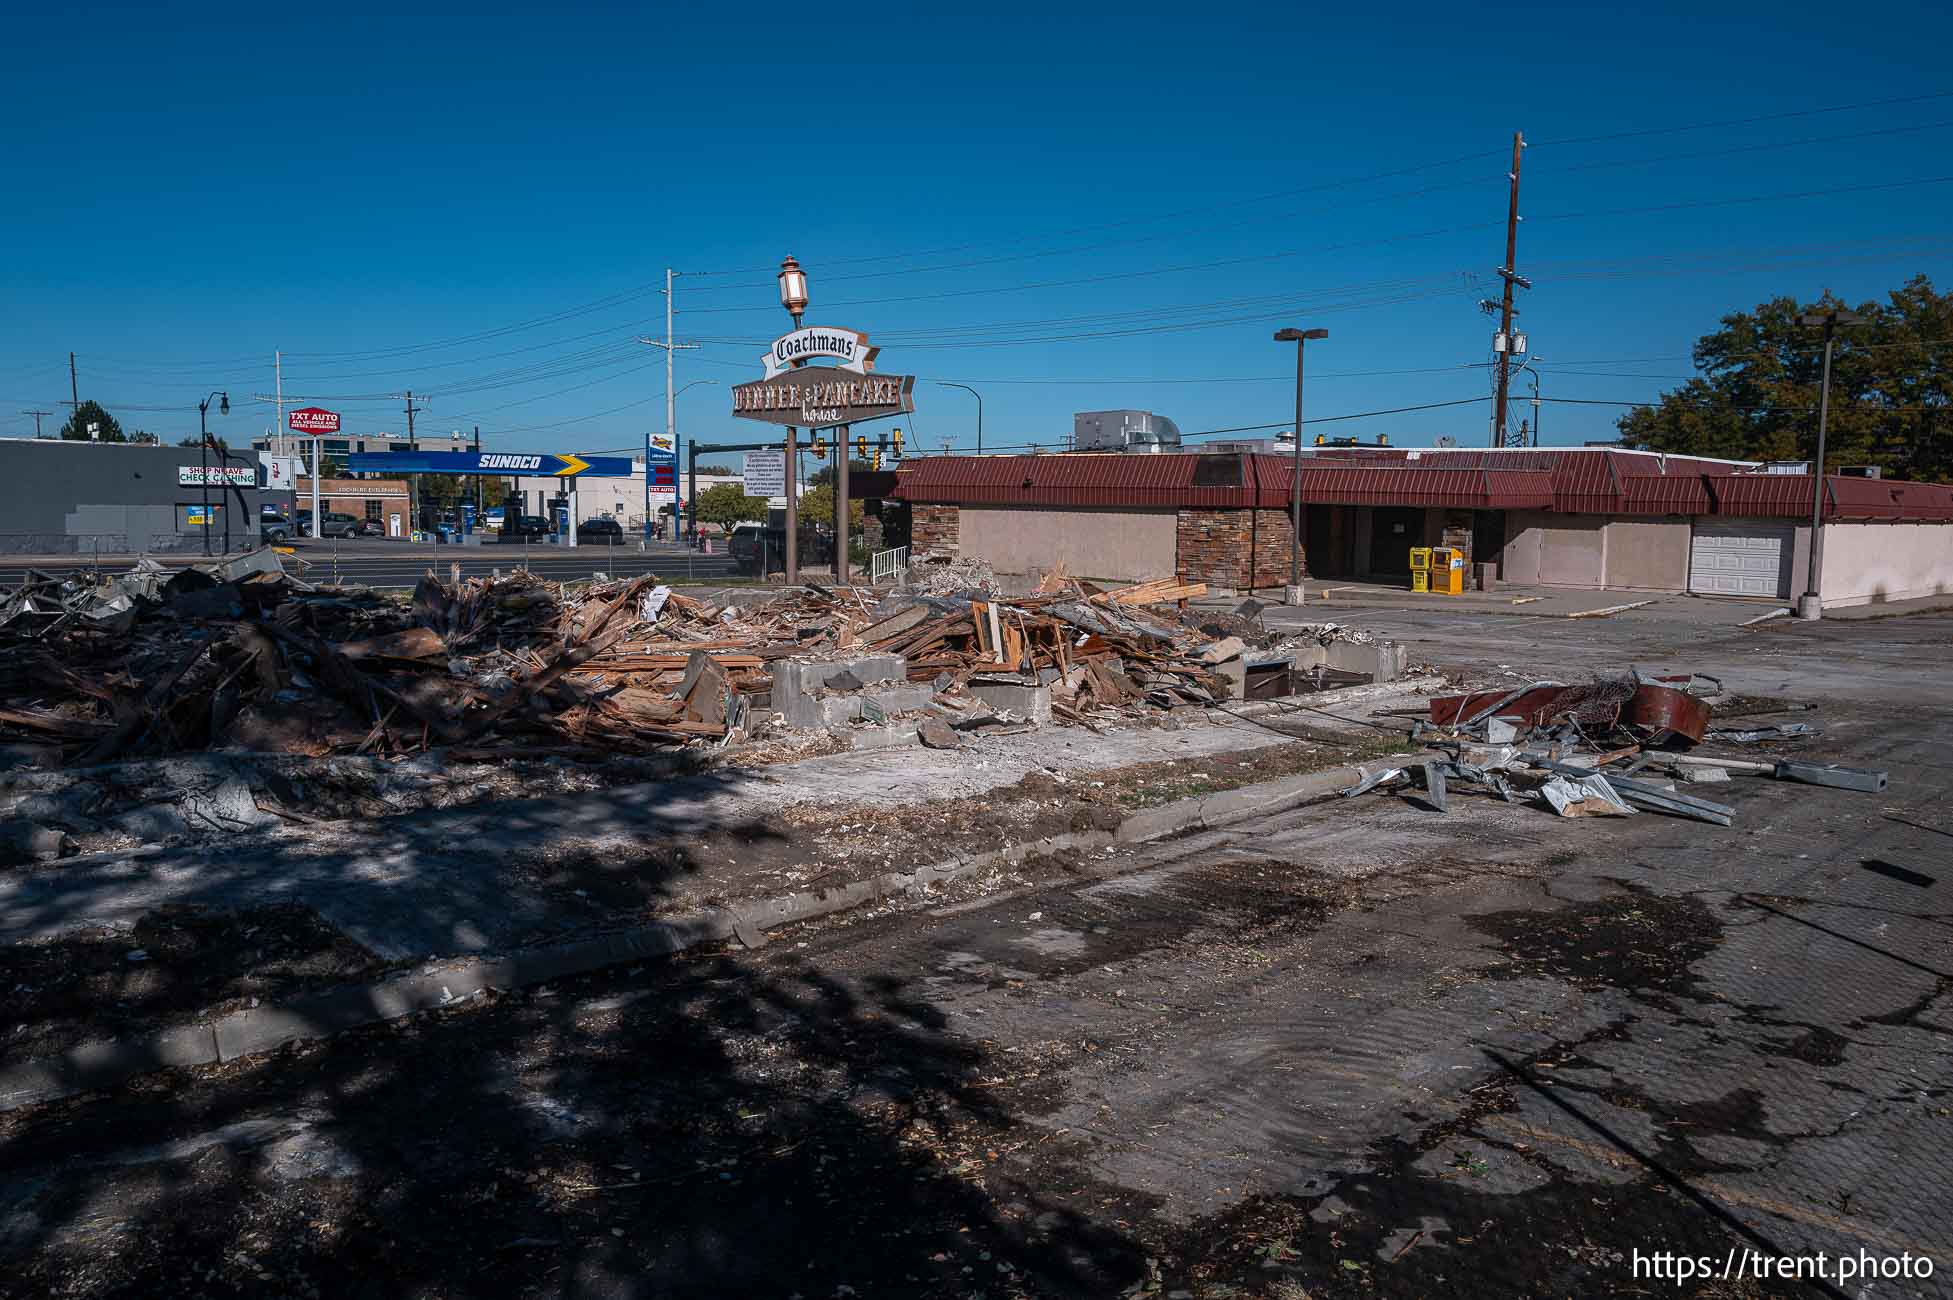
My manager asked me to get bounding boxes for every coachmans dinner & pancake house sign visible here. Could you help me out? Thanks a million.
[731,326,915,428]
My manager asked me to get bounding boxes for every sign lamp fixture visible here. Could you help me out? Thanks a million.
[778,255,810,327]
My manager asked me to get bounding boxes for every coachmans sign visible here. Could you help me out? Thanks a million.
[731,367,915,428]
[762,327,878,379]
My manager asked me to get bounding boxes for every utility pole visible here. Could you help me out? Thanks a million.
[1795,309,1864,620]
[274,350,284,457]
[1275,327,1329,604]
[1491,131,1528,447]
[21,411,51,438]
[637,269,699,541]
[401,390,425,532]
[67,352,79,413]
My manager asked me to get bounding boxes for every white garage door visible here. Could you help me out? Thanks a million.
[1690,519,1793,598]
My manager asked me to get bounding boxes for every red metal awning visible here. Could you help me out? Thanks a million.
[1279,465,1555,510]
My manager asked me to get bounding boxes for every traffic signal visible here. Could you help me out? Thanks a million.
[855,433,868,460]
[891,427,903,458]
[872,450,883,470]
[811,433,826,459]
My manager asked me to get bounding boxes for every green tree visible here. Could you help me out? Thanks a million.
[691,481,769,526]
[58,400,127,443]
[1617,275,1952,481]
[796,482,864,532]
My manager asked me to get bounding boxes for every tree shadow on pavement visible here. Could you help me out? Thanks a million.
[0,936,1145,1298]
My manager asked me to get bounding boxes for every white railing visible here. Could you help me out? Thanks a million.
[869,544,910,585]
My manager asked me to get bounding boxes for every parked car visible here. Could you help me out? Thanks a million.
[727,522,766,572]
[576,517,624,544]
[296,512,359,539]
[355,518,386,537]
[730,522,827,573]
[260,519,293,543]
[507,514,552,540]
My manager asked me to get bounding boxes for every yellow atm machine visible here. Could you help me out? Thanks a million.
[1409,547,1432,594]
[1429,546,1466,595]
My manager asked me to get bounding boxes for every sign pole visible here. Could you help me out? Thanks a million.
[784,427,798,586]
[310,438,322,538]
[834,422,850,583]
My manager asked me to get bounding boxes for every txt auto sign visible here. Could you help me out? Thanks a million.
[288,407,341,435]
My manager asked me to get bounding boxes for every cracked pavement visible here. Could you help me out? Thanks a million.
[0,607,1946,1297]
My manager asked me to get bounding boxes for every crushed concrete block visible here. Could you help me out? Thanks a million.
[965,678,1052,726]
[0,819,75,865]
[849,722,921,751]
[178,779,277,833]
[1325,639,1406,683]
[917,718,963,750]
[774,656,904,700]
[775,656,909,729]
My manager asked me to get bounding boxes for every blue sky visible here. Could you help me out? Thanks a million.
[3,1,1949,456]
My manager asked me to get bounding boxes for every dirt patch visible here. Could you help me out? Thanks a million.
[1468,883,1723,1004]
[501,740,1385,924]
[0,904,382,1067]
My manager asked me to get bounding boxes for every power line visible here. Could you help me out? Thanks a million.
[1530,89,1953,148]
[680,90,1953,280]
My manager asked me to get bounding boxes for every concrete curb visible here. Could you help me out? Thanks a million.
[0,715,1429,1112]
[1113,755,1418,844]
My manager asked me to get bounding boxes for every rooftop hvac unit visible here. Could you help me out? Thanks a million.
[1072,410,1184,453]
[1838,465,1883,479]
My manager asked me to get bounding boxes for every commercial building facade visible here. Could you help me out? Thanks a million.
[0,437,274,555]
[251,430,473,463]
[290,478,412,534]
[893,447,1953,608]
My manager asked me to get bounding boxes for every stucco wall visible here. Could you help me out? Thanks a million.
[3,437,270,554]
[1502,510,1545,585]
[957,506,1177,582]
[1602,518,1691,591]
[1818,521,1953,606]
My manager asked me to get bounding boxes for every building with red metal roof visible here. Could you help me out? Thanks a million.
[890,446,1953,608]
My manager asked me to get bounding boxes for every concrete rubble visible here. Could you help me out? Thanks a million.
[0,552,1419,850]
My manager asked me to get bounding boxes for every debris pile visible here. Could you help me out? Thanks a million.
[1345,671,1887,825]
[3,557,1338,768]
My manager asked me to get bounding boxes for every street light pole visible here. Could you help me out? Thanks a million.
[1795,309,1863,620]
[1273,329,1328,604]
[197,390,229,557]
[933,382,983,454]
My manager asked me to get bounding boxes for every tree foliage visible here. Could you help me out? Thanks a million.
[796,483,864,532]
[58,400,127,443]
[691,481,769,526]
[1617,275,1952,481]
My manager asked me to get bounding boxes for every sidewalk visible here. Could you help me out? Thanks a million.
[1222,580,1783,625]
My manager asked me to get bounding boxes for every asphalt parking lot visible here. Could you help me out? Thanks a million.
[0,602,1946,1298]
